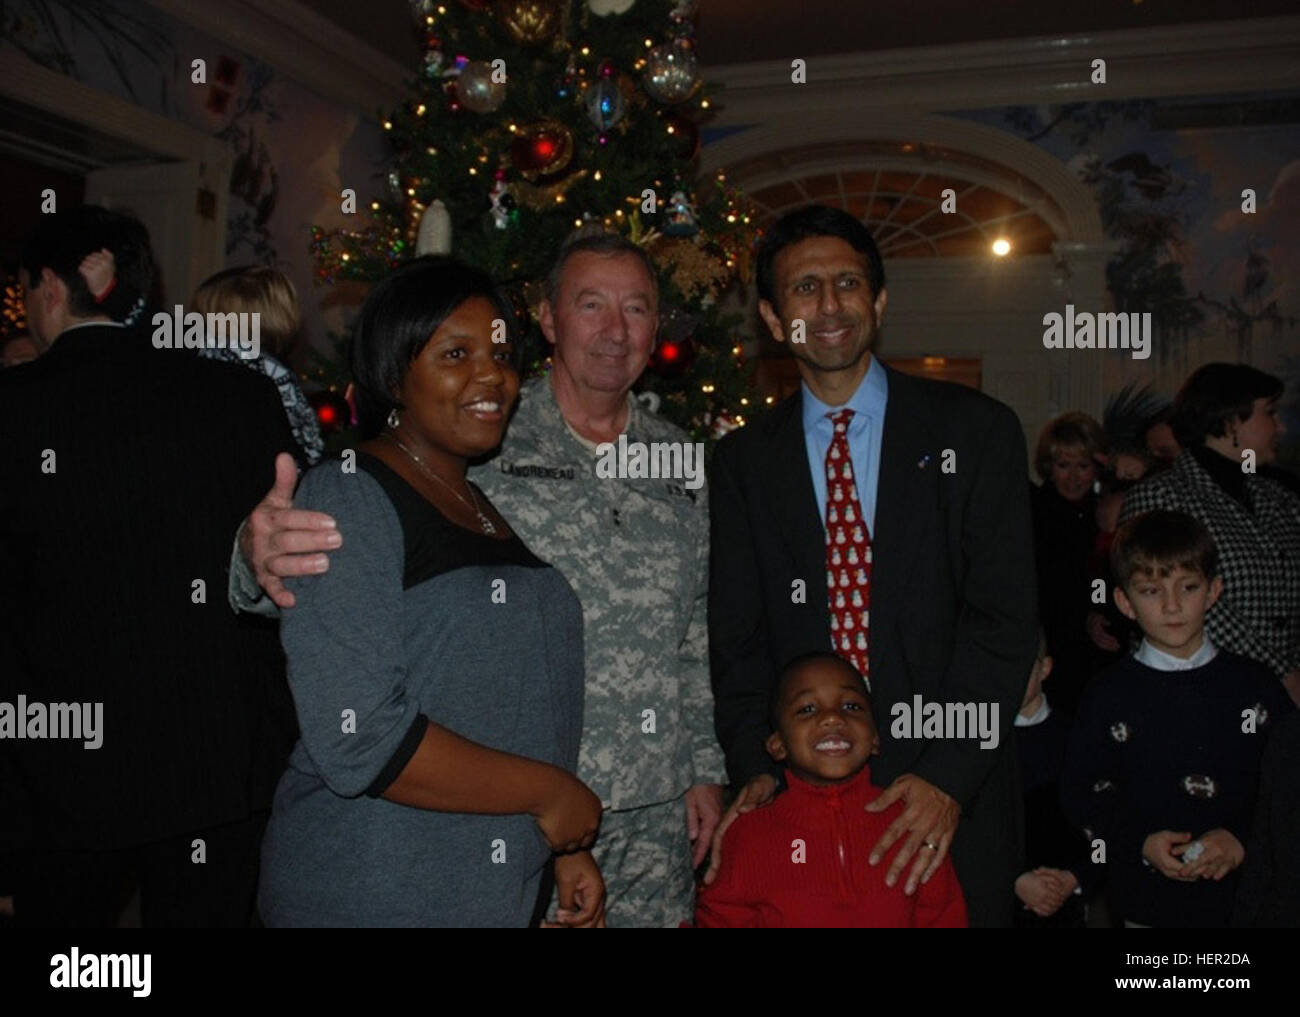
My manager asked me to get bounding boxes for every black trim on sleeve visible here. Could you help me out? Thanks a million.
[364,713,429,798]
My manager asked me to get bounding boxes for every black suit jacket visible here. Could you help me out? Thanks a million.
[0,324,298,853]
[708,365,1038,924]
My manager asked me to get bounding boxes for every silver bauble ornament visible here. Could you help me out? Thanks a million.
[584,77,625,131]
[643,38,701,105]
[457,60,507,113]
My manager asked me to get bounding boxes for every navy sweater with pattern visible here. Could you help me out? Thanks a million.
[1060,651,1292,927]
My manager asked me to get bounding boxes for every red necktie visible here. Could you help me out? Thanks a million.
[824,409,872,687]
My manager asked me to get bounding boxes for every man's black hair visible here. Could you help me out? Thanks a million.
[768,650,869,730]
[755,204,885,308]
[19,204,154,318]
[350,256,521,439]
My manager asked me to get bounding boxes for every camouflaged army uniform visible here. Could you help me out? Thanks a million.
[470,374,726,926]
[470,375,723,806]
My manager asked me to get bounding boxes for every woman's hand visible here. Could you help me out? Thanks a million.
[542,851,606,927]
[534,771,602,854]
[78,248,115,301]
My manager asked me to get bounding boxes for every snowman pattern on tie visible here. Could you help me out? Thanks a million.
[824,409,873,686]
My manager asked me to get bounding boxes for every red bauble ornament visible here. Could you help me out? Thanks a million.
[309,390,351,436]
[510,120,574,181]
[650,336,695,377]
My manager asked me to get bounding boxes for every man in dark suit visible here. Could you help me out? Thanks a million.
[0,205,297,926]
[704,204,1037,927]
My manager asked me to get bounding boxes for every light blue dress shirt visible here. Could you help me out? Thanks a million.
[802,355,889,537]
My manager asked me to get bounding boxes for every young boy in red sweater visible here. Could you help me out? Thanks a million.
[695,652,968,927]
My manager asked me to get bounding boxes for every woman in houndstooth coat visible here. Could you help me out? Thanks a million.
[1120,364,1300,703]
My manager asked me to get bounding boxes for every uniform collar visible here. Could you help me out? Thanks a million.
[518,372,641,456]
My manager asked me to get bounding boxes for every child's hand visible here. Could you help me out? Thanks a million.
[1143,830,1198,881]
[1177,829,1244,881]
[543,850,606,928]
[1014,868,1076,917]
[78,249,116,300]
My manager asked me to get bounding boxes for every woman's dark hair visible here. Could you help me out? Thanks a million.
[350,256,520,438]
[755,204,885,308]
[1170,363,1284,447]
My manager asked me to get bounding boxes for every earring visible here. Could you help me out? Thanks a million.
[387,408,400,429]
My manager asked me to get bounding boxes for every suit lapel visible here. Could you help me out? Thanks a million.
[766,391,827,578]
[870,369,935,675]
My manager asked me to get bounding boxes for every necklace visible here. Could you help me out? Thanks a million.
[385,431,497,535]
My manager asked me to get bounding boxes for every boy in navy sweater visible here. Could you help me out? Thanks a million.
[1061,510,1292,927]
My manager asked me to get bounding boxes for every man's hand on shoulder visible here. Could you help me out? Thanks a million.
[242,452,340,608]
[703,774,778,885]
[865,774,960,895]
[685,783,724,869]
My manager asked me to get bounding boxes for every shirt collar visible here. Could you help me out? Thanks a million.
[1134,634,1218,671]
[60,319,124,336]
[1015,696,1052,727]
[801,354,887,431]
[525,372,638,456]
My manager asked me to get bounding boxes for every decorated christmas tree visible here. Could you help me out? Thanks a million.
[308,0,762,442]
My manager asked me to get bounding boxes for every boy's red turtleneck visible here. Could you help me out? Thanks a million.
[695,765,968,928]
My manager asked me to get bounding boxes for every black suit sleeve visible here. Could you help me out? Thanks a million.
[708,439,783,786]
[908,403,1039,806]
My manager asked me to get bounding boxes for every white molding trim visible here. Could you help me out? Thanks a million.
[703,112,1105,243]
[0,49,228,170]
[141,0,410,117]
[705,16,1300,119]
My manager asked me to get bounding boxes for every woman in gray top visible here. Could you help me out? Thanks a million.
[258,257,603,927]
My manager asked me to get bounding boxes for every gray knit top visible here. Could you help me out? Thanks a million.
[258,453,585,927]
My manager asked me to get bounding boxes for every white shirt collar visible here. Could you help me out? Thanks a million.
[58,319,124,338]
[1134,635,1218,671]
[1015,696,1052,727]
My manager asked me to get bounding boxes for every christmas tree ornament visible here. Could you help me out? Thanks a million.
[387,170,403,200]
[662,111,699,160]
[669,0,698,22]
[416,199,453,254]
[643,37,701,104]
[489,172,518,229]
[663,190,699,236]
[709,409,740,439]
[584,75,625,132]
[495,0,562,46]
[649,335,695,377]
[588,0,636,15]
[457,61,507,113]
[510,120,574,180]
[309,390,352,437]
[423,48,445,77]
[513,168,588,209]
